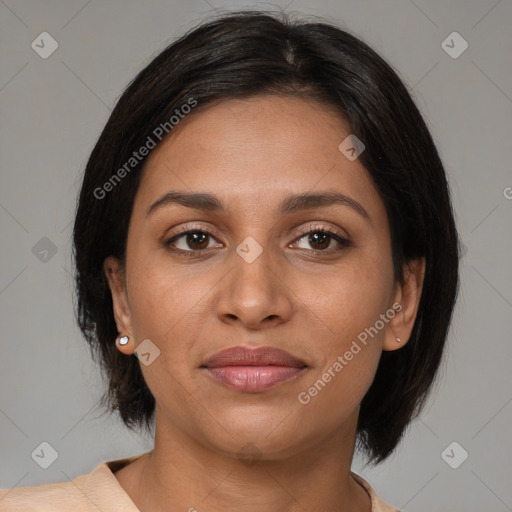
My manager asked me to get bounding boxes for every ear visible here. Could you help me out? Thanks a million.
[383,257,426,351]
[103,256,134,343]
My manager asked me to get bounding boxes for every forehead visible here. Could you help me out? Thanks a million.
[145,94,350,166]
[133,95,383,219]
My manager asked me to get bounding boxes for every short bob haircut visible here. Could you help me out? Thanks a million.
[72,10,459,464]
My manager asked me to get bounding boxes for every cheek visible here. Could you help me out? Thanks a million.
[126,260,202,361]
[295,347,380,436]
[301,249,394,341]
[297,248,394,398]
[126,264,206,422]
[295,267,391,423]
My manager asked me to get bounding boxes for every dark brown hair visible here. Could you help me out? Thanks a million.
[72,10,460,464]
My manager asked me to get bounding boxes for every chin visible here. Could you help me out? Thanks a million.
[199,414,311,462]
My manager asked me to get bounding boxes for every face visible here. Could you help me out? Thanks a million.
[105,95,422,461]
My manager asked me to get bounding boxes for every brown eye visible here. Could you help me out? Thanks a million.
[165,230,219,253]
[306,232,331,251]
[183,232,210,250]
[293,228,350,253]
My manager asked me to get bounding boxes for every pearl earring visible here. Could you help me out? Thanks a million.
[396,337,401,343]
[117,335,129,346]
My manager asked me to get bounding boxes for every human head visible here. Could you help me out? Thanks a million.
[72,10,459,464]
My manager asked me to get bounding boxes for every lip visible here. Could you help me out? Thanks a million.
[201,345,308,392]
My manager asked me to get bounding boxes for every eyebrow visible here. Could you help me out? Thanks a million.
[146,190,369,219]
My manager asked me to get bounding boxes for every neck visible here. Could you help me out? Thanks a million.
[118,407,371,512]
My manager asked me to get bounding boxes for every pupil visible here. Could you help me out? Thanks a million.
[311,232,329,250]
[188,232,208,249]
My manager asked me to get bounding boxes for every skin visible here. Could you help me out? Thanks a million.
[104,94,425,512]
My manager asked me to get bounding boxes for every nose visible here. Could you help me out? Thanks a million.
[215,237,294,330]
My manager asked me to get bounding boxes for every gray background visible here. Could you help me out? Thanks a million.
[1,0,511,511]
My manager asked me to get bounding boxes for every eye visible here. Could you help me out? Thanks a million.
[163,224,351,257]
[291,226,351,253]
[164,228,221,254]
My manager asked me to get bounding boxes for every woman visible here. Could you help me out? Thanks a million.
[0,10,459,512]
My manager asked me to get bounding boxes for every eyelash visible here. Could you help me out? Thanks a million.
[163,224,351,257]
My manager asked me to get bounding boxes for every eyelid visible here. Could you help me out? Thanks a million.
[164,221,351,251]
[290,224,352,252]
[293,222,350,240]
[165,222,223,241]
[165,221,349,240]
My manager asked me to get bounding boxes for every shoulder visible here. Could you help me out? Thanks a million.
[0,474,93,511]
[351,472,400,512]
[0,453,144,511]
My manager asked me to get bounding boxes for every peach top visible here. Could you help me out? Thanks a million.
[0,452,398,511]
